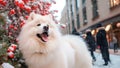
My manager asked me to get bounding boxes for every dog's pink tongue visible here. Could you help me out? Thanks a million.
[42,34,48,42]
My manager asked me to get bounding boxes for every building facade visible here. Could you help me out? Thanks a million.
[60,5,69,34]
[60,0,120,47]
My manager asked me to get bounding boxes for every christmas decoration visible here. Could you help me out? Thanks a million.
[0,0,58,67]
[7,44,17,52]
[11,44,17,50]
[7,51,14,59]
[7,46,15,52]
[6,44,18,62]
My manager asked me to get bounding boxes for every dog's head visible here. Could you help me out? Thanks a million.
[20,12,61,43]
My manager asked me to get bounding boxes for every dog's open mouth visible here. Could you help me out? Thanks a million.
[36,32,49,42]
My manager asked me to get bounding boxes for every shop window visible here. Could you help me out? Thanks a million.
[91,0,99,20]
[110,0,120,8]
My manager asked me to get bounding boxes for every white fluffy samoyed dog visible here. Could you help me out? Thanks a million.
[18,12,92,68]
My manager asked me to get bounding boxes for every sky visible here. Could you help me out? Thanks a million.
[50,0,66,21]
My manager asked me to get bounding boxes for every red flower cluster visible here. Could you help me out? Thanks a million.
[0,0,6,6]
[0,0,58,44]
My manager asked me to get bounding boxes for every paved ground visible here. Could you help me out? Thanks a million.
[95,49,120,55]
[93,53,120,68]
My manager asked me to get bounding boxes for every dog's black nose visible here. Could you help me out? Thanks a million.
[43,25,49,31]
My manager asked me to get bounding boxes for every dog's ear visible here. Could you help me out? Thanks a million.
[28,12,36,21]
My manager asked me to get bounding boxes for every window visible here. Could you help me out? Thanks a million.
[91,0,99,19]
[82,0,86,5]
[110,0,120,8]
[77,14,80,28]
[75,0,80,11]
[76,0,80,28]
[82,7,87,25]
[72,1,75,13]
[70,5,73,17]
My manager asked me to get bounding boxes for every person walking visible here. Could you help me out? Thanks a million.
[113,36,118,53]
[96,24,110,66]
[85,29,96,62]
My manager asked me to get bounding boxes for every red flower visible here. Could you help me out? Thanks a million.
[24,5,31,13]
[15,0,25,9]
[20,22,25,27]
[22,0,29,4]
[25,15,29,19]
[0,0,6,6]
[31,5,38,10]
[14,27,18,30]
[9,9,16,15]
[14,0,19,6]
[9,24,14,29]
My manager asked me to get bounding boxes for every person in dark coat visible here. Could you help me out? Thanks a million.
[96,24,110,66]
[85,29,96,62]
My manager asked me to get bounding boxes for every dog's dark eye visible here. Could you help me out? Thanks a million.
[37,24,41,26]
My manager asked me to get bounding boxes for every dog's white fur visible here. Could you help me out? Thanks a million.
[18,12,92,68]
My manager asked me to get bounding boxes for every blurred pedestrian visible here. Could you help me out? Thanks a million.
[72,28,80,35]
[113,35,118,53]
[96,24,110,66]
[85,29,96,62]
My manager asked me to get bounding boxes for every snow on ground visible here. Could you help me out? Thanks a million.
[93,53,120,68]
